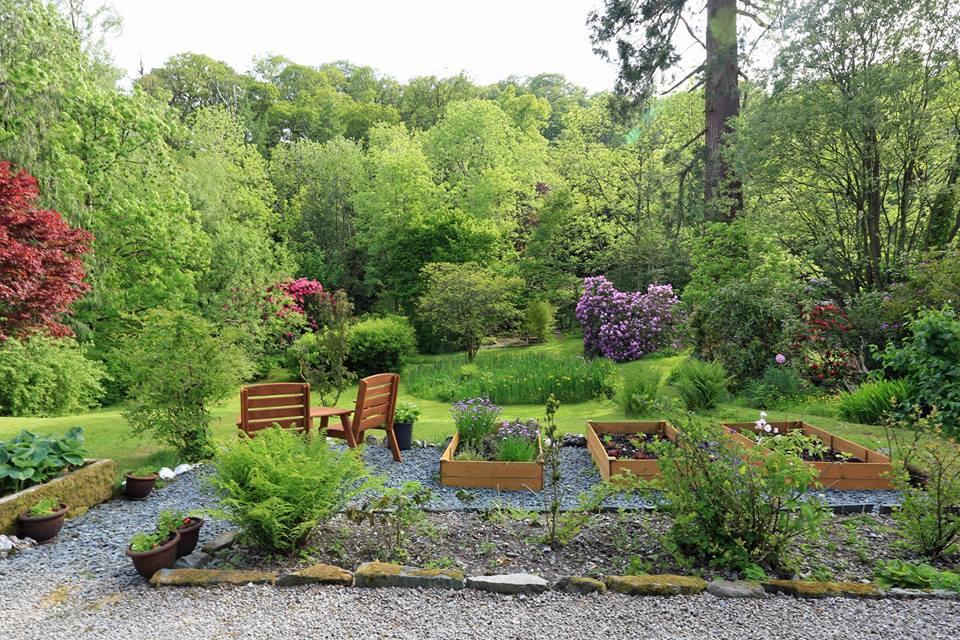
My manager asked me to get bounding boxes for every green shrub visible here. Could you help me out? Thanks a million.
[0,427,88,495]
[525,300,555,343]
[874,560,960,591]
[287,290,355,405]
[406,352,617,404]
[0,336,105,416]
[670,359,729,410]
[838,379,910,424]
[744,365,810,410]
[688,278,796,386]
[347,315,417,377]
[884,412,960,560]
[619,369,661,417]
[119,308,251,462]
[211,427,371,552]
[652,415,827,571]
[878,306,960,434]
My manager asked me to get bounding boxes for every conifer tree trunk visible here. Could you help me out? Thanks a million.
[704,0,742,221]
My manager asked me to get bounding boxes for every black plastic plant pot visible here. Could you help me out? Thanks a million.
[394,422,414,450]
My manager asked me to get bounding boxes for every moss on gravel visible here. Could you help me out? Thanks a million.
[606,574,708,596]
[150,569,276,587]
[763,580,882,598]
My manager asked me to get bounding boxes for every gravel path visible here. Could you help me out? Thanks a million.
[365,443,902,511]
[3,585,958,640]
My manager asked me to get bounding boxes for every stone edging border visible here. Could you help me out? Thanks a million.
[148,564,960,601]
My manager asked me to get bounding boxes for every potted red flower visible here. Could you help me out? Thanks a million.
[18,497,68,543]
[158,510,205,557]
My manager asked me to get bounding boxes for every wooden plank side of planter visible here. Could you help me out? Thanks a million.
[586,421,676,483]
[440,431,544,491]
[722,422,893,490]
[0,458,116,535]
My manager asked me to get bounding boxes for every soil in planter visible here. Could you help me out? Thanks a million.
[752,434,863,463]
[600,433,673,460]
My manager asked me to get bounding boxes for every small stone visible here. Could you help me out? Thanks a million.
[366,435,379,445]
[150,569,276,587]
[354,561,464,590]
[560,434,587,448]
[606,574,707,596]
[933,590,960,600]
[173,463,193,475]
[201,531,238,554]
[554,576,607,595]
[707,580,767,599]
[886,588,937,599]
[763,580,882,599]
[158,467,176,480]
[277,563,353,587]
[467,573,549,595]
[174,551,211,570]
[0,535,13,551]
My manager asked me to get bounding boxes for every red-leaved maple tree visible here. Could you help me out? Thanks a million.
[0,161,92,340]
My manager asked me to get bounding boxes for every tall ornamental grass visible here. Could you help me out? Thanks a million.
[406,352,617,404]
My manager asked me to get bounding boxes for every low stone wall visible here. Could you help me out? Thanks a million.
[0,459,115,534]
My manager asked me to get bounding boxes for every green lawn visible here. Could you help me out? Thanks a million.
[0,335,889,473]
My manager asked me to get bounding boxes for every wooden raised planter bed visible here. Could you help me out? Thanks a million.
[722,421,893,490]
[586,420,680,483]
[0,458,116,534]
[440,431,543,491]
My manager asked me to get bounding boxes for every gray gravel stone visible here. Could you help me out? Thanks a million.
[201,530,237,554]
[174,551,211,569]
[467,573,549,594]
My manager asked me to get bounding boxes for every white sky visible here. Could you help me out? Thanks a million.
[92,0,620,93]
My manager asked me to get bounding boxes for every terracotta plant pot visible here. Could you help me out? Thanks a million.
[175,517,204,557]
[127,532,180,579]
[124,473,158,500]
[17,503,68,543]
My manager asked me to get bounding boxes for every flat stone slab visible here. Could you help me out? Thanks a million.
[763,580,881,599]
[277,563,354,587]
[201,531,238,554]
[150,569,276,587]
[707,580,767,599]
[606,574,707,596]
[174,551,211,570]
[354,562,464,590]
[467,573,549,595]
[554,576,607,595]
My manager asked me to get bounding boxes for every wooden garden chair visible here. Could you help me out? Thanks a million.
[236,382,312,437]
[311,373,403,462]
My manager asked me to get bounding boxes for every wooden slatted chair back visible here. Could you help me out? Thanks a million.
[238,383,311,437]
[351,373,399,437]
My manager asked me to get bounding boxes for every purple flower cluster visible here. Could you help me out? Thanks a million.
[575,276,682,362]
[498,418,540,441]
[451,397,501,446]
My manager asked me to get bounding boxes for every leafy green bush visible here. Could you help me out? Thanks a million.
[885,411,960,560]
[0,427,88,495]
[347,315,417,377]
[652,415,827,571]
[878,306,960,433]
[0,336,106,416]
[874,560,960,591]
[688,278,796,386]
[211,427,371,552]
[839,379,910,424]
[744,365,810,410]
[120,309,251,462]
[525,300,555,343]
[670,359,729,410]
[619,369,661,417]
[287,290,356,405]
[406,352,617,404]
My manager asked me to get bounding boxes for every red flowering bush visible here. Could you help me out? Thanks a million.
[0,162,92,340]
[791,304,860,390]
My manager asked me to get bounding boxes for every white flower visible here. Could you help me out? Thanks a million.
[764,424,772,433]
[773,427,779,434]
[759,411,768,419]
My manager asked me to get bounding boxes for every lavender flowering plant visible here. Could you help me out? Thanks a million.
[576,276,682,363]
[451,397,501,449]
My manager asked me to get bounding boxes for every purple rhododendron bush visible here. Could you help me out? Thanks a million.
[576,276,682,362]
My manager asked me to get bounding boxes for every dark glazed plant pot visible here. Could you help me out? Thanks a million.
[18,504,68,543]
[394,422,414,450]
[124,473,158,500]
[127,532,180,579]
[175,517,204,557]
